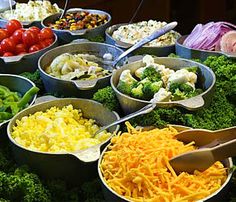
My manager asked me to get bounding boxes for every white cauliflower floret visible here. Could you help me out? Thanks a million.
[150,88,172,102]
[119,69,137,84]
[50,53,72,74]
[135,67,146,78]
[143,55,154,66]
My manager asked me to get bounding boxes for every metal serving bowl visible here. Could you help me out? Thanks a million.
[0,20,58,74]
[176,35,223,61]
[98,125,234,202]
[7,98,120,185]
[111,57,216,114]
[0,74,37,130]
[38,42,125,98]
[106,23,180,56]
[42,8,111,43]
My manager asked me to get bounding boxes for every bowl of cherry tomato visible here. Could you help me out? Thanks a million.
[0,19,58,74]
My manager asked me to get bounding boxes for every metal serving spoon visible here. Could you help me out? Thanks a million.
[110,21,178,67]
[59,0,69,19]
[169,126,236,174]
[91,103,156,138]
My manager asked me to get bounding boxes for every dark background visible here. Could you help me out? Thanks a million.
[17,0,236,34]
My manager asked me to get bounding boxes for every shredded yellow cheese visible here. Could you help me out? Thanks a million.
[100,122,227,202]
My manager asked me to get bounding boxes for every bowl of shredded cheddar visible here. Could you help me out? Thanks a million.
[98,122,233,202]
[7,98,120,185]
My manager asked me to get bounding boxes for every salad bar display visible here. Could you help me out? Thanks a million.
[0,1,235,202]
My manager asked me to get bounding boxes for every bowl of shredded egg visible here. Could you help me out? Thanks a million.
[0,0,61,27]
[106,21,181,56]
[38,41,125,98]
[7,98,120,185]
[98,122,233,202]
[111,55,216,114]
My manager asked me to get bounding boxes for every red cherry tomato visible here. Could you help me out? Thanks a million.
[6,19,22,35]
[12,29,25,44]
[0,29,9,42]
[3,52,14,57]
[28,26,40,34]
[1,38,16,53]
[39,28,54,40]
[22,30,39,47]
[15,43,27,54]
[38,41,48,49]
[29,44,41,53]
[0,46,4,56]
[44,38,54,46]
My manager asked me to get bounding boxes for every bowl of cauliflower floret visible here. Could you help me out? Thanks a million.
[111,55,216,114]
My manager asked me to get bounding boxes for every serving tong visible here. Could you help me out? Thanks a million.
[169,126,236,174]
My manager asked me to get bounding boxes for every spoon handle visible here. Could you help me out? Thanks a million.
[92,103,156,137]
[60,0,69,19]
[212,139,236,161]
[112,21,178,67]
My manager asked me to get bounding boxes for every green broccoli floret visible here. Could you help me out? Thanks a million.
[143,80,163,100]
[117,70,138,95]
[131,84,144,99]
[141,66,161,82]
[20,70,45,95]
[169,83,194,94]
[92,86,119,111]
[172,88,188,101]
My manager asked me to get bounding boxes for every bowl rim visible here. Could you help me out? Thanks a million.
[97,125,234,202]
[105,22,181,49]
[110,56,216,105]
[0,73,37,126]
[41,8,112,35]
[38,41,124,84]
[7,98,120,156]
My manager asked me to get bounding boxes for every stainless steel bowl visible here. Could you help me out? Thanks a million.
[98,125,234,202]
[176,35,223,60]
[7,98,120,185]
[111,57,216,114]
[38,42,125,98]
[42,8,111,43]
[0,74,37,129]
[0,20,58,74]
[106,23,180,56]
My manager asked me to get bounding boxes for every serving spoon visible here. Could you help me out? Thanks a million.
[169,126,236,174]
[91,103,156,138]
[110,21,178,67]
[59,0,69,19]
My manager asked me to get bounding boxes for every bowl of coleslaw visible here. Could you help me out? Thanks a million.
[106,20,181,56]
[0,0,61,27]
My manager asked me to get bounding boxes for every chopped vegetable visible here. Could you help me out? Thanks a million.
[45,53,110,81]
[48,11,108,31]
[100,122,227,201]
[0,86,39,123]
[117,55,202,101]
[183,21,236,52]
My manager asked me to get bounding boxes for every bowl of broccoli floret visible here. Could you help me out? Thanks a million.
[111,55,215,114]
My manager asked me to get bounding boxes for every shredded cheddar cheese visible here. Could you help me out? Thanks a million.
[100,122,227,202]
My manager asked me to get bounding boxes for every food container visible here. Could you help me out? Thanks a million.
[98,125,234,202]
[7,98,120,185]
[106,23,180,56]
[0,1,62,28]
[111,57,216,114]
[42,8,111,43]
[38,42,125,98]
[0,0,16,12]
[0,20,58,74]
[176,35,223,60]
[0,74,37,130]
